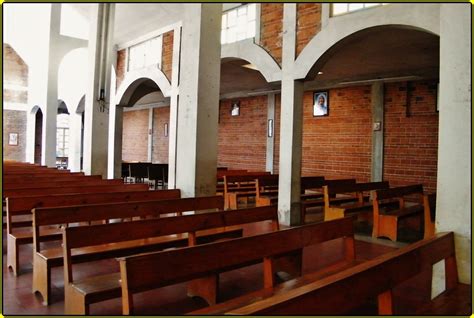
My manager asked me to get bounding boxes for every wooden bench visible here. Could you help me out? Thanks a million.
[32,195,225,305]
[4,174,101,185]
[223,173,271,209]
[62,205,279,314]
[423,193,436,239]
[6,189,181,276]
[118,217,356,315]
[4,178,125,190]
[197,232,470,315]
[323,181,392,221]
[372,184,425,241]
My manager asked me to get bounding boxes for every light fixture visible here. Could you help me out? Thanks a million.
[164,123,168,137]
[242,63,259,71]
[317,71,324,75]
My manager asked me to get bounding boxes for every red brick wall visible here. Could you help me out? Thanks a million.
[218,96,267,171]
[260,4,283,66]
[116,49,126,89]
[301,87,373,181]
[161,31,174,82]
[122,109,149,162]
[296,4,321,57]
[3,110,27,162]
[152,107,170,163]
[384,81,439,193]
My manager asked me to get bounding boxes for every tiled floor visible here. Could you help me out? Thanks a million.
[2,212,436,316]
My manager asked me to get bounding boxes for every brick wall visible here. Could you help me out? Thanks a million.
[152,107,170,163]
[301,87,373,181]
[122,109,149,162]
[218,96,268,171]
[260,4,283,66]
[3,110,27,161]
[296,4,321,56]
[384,81,439,193]
[116,49,126,89]
[161,31,174,82]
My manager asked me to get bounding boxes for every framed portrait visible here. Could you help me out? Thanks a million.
[313,91,329,117]
[231,101,240,117]
[8,133,18,146]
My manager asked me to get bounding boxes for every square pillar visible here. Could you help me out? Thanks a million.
[175,4,222,197]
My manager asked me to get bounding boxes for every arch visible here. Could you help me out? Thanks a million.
[115,66,172,106]
[294,5,440,80]
[30,105,42,115]
[75,95,85,114]
[221,38,281,83]
[58,99,70,115]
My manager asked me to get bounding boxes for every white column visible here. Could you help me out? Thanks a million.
[175,4,222,197]
[84,3,115,177]
[25,109,37,163]
[277,4,304,226]
[68,112,83,171]
[265,93,276,173]
[433,3,471,295]
[167,25,182,189]
[41,4,62,167]
[371,82,384,182]
[147,108,153,162]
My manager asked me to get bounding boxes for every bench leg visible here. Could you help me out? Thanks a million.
[65,285,88,314]
[187,275,219,305]
[376,215,398,241]
[378,289,393,315]
[324,207,345,221]
[32,254,51,306]
[227,194,238,210]
[7,235,19,276]
[273,249,303,280]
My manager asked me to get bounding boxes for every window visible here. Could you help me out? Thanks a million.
[331,3,384,16]
[128,36,163,71]
[221,4,256,44]
[56,114,69,157]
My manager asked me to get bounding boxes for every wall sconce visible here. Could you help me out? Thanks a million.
[231,101,240,116]
[164,123,168,137]
[267,119,274,137]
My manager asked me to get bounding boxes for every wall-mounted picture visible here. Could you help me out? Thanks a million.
[313,91,329,117]
[8,133,18,146]
[164,123,168,137]
[231,100,240,116]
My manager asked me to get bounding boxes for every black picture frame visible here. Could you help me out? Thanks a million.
[231,101,240,116]
[313,91,329,117]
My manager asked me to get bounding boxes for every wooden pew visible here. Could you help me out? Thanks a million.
[6,189,181,276]
[224,172,271,209]
[323,181,392,221]
[4,178,124,190]
[255,174,279,207]
[118,217,356,315]
[62,206,279,314]
[3,183,148,199]
[372,184,425,241]
[215,170,248,195]
[201,232,469,315]
[4,174,102,185]
[32,196,225,305]
[4,168,73,175]
[423,193,436,239]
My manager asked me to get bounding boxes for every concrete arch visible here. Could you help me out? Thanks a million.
[30,105,42,115]
[115,66,172,106]
[75,95,85,114]
[221,38,282,83]
[294,4,440,80]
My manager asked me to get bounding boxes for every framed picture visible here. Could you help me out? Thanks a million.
[313,91,329,117]
[8,133,18,146]
[231,101,240,117]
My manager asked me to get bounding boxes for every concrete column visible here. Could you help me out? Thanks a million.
[371,82,384,182]
[432,4,471,295]
[84,3,115,177]
[68,112,83,171]
[41,4,62,167]
[265,93,276,173]
[167,25,182,189]
[107,104,123,179]
[175,4,222,197]
[147,108,154,162]
[277,4,304,226]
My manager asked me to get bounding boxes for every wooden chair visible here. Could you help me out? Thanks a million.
[223,173,271,209]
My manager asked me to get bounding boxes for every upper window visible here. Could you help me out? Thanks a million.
[128,36,163,71]
[221,4,256,45]
[331,3,384,16]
